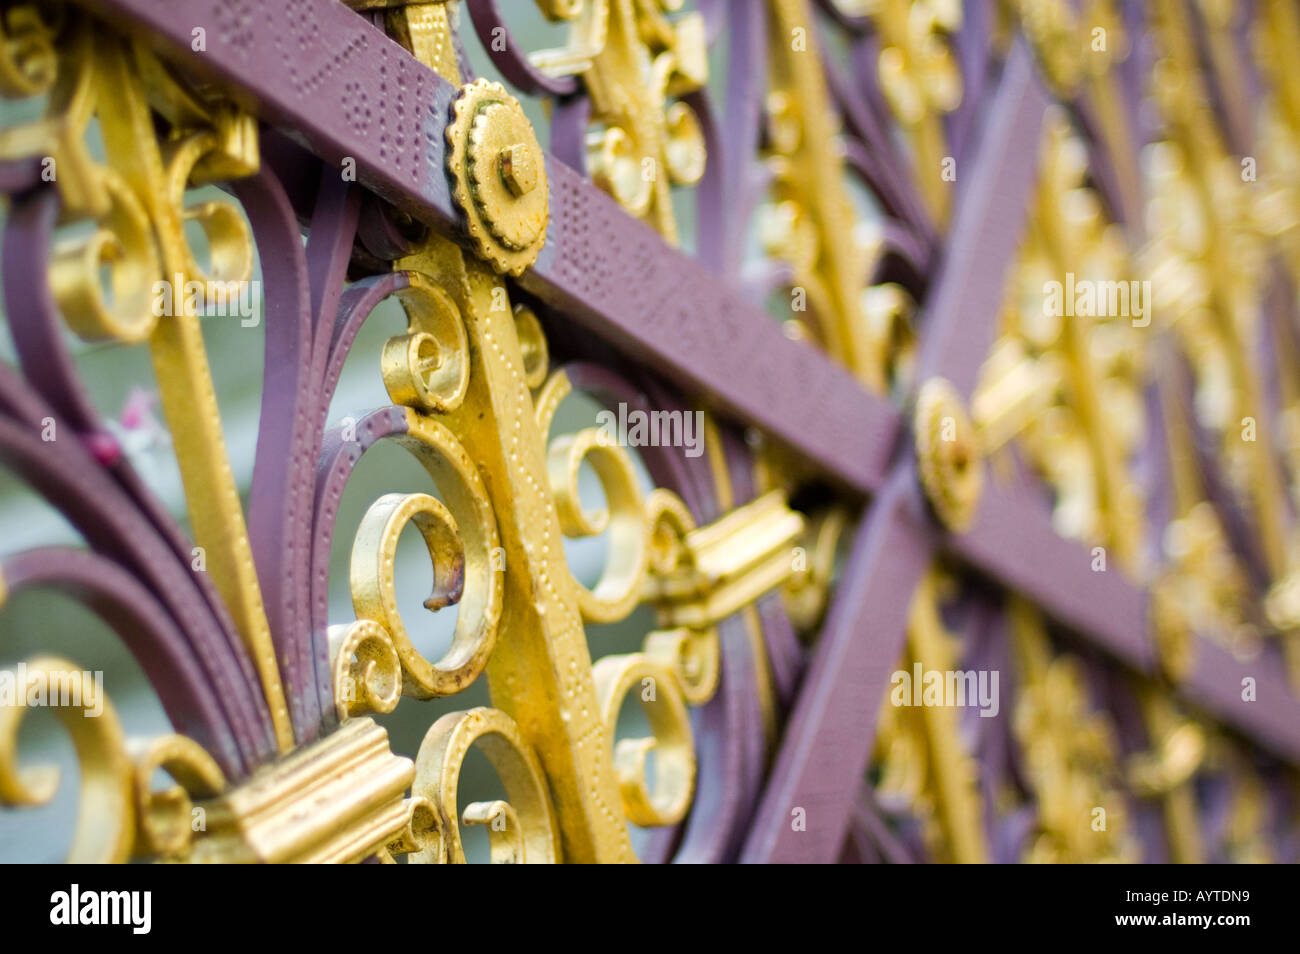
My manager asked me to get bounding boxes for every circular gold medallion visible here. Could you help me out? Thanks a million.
[446,79,549,275]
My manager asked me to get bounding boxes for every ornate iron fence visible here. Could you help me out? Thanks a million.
[0,0,1298,863]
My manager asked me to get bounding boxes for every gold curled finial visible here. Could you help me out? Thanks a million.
[914,378,984,532]
[446,79,549,276]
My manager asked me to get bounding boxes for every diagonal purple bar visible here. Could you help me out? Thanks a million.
[948,482,1151,669]
[951,482,1300,762]
[914,42,1051,401]
[740,466,937,863]
[741,50,1055,862]
[1184,641,1300,762]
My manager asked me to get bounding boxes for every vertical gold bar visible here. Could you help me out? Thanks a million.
[399,241,635,862]
[93,40,292,751]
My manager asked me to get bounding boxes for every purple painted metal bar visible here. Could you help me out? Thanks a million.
[948,483,1151,669]
[742,47,1054,862]
[57,0,1300,864]
[913,42,1050,402]
[952,475,1300,763]
[741,466,937,862]
[81,0,899,494]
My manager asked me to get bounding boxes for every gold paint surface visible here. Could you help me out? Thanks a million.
[186,718,415,864]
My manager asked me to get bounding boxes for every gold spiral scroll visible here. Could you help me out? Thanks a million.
[328,619,403,719]
[163,131,256,291]
[411,707,560,864]
[350,409,503,699]
[535,369,651,624]
[0,3,59,98]
[592,652,695,827]
[49,167,161,343]
[128,733,225,857]
[0,656,134,862]
[382,272,471,415]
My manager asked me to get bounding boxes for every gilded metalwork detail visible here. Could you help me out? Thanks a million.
[388,3,636,862]
[328,619,402,720]
[645,489,805,629]
[875,571,988,863]
[870,0,962,224]
[348,410,504,699]
[914,378,983,532]
[578,0,707,241]
[1,0,1298,868]
[592,652,695,827]
[973,113,1144,566]
[1010,602,1138,863]
[0,18,292,749]
[0,656,135,862]
[184,718,416,864]
[1127,689,1207,864]
[761,0,886,388]
[412,707,560,864]
[535,369,651,625]
[446,79,550,275]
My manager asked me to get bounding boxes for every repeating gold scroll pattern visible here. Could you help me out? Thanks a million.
[1008,601,1139,863]
[568,0,708,243]
[0,13,292,750]
[874,570,988,864]
[1140,0,1300,683]
[0,656,226,862]
[0,9,294,863]
[868,0,962,225]
[973,112,1147,570]
[760,0,892,390]
[3,0,1295,866]
[957,14,1300,857]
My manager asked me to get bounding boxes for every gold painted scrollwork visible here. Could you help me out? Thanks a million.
[782,505,849,633]
[128,734,226,857]
[44,43,257,350]
[1127,688,1208,864]
[49,167,160,343]
[0,657,230,862]
[642,488,719,703]
[535,368,650,624]
[592,651,695,827]
[871,0,962,223]
[0,656,134,862]
[384,796,445,863]
[531,368,712,829]
[1009,601,1138,863]
[579,0,708,241]
[872,570,986,863]
[349,410,504,699]
[162,131,256,290]
[328,619,403,719]
[973,112,1146,570]
[383,273,471,415]
[0,3,59,98]
[0,19,293,749]
[411,707,560,864]
[644,627,718,707]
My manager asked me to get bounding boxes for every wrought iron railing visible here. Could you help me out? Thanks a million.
[0,0,1298,863]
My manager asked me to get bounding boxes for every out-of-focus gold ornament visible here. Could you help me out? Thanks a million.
[914,378,984,532]
[1148,573,1198,683]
